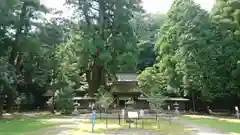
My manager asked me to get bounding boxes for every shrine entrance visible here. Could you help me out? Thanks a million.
[112,91,141,109]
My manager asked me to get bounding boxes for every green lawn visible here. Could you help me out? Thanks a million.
[0,117,55,135]
[72,118,187,135]
[180,115,240,133]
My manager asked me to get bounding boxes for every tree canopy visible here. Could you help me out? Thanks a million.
[138,0,240,111]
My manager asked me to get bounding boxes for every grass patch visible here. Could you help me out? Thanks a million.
[180,115,240,133]
[72,118,187,135]
[0,116,55,135]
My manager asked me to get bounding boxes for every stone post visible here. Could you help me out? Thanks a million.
[235,106,239,119]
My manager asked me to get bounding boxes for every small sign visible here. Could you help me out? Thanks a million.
[235,106,239,111]
[128,111,138,118]
[139,109,144,117]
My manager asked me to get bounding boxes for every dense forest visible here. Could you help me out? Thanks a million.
[0,0,240,117]
[138,0,240,112]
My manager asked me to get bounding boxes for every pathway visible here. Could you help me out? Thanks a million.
[104,128,161,135]
[27,114,235,135]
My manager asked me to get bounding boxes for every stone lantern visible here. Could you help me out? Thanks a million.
[72,101,80,115]
[173,101,179,115]
[125,98,134,110]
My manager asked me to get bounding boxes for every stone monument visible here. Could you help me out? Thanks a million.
[235,106,239,119]
[125,98,134,113]
[72,101,80,115]
[173,102,179,115]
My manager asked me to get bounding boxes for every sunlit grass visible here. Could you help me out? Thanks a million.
[0,116,55,135]
[180,115,240,133]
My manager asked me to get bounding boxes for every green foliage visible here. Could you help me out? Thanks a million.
[0,0,69,114]
[137,66,168,111]
[66,0,141,72]
[2,0,240,114]
[95,86,114,111]
[138,0,240,110]
[210,0,240,98]
[132,13,167,71]
[55,86,74,114]
[61,0,142,96]
[212,0,240,29]
[0,58,16,90]
[148,93,166,112]
[137,67,166,95]
[15,92,34,105]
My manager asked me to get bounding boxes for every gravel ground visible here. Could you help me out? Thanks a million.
[27,114,233,135]
[104,128,161,135]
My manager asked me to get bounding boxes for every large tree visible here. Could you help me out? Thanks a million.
[0,0,68,115]
[60,0,142,96]
[210,0,240,102]
[138,0,238,111]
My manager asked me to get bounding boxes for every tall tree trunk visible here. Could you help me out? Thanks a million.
[84,0,107,96]
[9,3,26,65]
[7,3,27,114]
[6,90,15,113]
[192,92,196,112]
[0,88,4,118]
[87,63,102,97]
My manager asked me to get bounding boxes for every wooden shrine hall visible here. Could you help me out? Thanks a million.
[71,72,189,111]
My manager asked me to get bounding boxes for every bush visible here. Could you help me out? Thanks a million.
[95,86,114,111]
[55,87,74,115]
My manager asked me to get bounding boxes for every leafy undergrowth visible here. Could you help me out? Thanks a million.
[0,116,55,135]
[180,115,240,133]
[72,119,187,135]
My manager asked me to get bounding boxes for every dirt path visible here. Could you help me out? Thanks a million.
[104,128,161,135]
[27,116,163,135]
